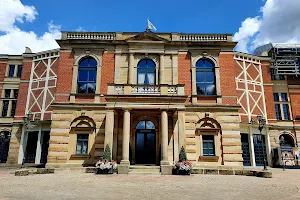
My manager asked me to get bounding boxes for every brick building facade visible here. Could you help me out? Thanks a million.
[0,31,299,173]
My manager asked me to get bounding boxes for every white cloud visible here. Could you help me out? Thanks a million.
[233,0,300,53]
[75,27,86,32]
[0,0,61,54]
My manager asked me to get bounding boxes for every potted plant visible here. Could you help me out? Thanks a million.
[173,146,193,175]
[95,145,117,174]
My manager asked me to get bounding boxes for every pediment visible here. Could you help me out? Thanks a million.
[126,32,169,43]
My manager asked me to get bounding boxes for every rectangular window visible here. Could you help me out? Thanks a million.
[2,100,9,117]
[273,93,279,101]
[282,104,290,120]
[76,134,89,154]
[202,135,215,156]
[4,89,11,98]
[281,93,288,102]
[274,92,291,120]
[8,65,15,77]
[275,104,282,120]
[13,89,18,99]
[17,65,22,78]
[11,100,17,117]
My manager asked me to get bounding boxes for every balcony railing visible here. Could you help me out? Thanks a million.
[107,84,185,96]
[65,32,116,40]
[179,34,228,42]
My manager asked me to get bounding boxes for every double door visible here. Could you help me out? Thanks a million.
[135,130,156,164]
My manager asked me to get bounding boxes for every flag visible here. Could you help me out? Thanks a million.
[147,19,157,31]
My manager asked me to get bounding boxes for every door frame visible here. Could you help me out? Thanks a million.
[131,118,159,165]
[135,129,156,164]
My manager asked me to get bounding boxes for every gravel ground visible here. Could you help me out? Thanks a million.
[0,169,300,200]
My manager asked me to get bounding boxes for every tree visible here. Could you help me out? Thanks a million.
[103,144,112,161]
[179,146,187,162]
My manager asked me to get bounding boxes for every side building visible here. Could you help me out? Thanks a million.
[0,32,299,171]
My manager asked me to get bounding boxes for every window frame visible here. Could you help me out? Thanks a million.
[8,65,15,77]
[274,92,291,120]
[17,65,22,78]
[202,135,215,156]
[195,58,216,96]
[137,59,156,85]
[76,134,89,155]
[77,57,97,94]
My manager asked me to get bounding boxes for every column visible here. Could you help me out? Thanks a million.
[121,109,130,165]
[35,127,43,164]
[104,110,114,158]
[17,126,27,164]
[249,127,256,167]
[161,110,168,165]
[265,127,272,166]
[70,64,78,102]
[94,64,102,103]
[159,54,165,84]
[128,54,134,84]
[191,64,197,104]
[173,112,179,162]
[13,64,18,77]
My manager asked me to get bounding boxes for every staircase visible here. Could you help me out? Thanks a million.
[128,165,161,175]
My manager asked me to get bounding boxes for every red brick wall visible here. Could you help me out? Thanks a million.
[55,51,74,102]
[14,58,32,120]
[290,91,300,120]
[178,53,191,99]
[100,52,115,97]
[219,53,238,105]
[0,60,7,105]
[0,59,7,81]
[261,61,276,123]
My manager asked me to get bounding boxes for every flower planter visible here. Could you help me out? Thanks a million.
[172,167,191,175]
[96,168,114,174]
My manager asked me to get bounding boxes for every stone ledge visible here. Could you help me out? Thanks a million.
[15,168,55,176]
[15,169,29,176]
[191,168,272,178]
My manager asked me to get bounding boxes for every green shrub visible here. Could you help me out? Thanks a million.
[103,144,112,161]
[179,146,187,162]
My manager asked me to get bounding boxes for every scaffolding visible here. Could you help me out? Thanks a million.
[271,44,300,76]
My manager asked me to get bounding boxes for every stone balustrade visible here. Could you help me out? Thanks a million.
[179,34,228,42]
[107,84,185,96]
[65,32,116,40]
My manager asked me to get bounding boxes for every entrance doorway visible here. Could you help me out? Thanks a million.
[135,121,156,164]
[24,132,38,163]
[40,131,50,164]
[253,134,268,166]
[0,131,11,163]
[241,133,251,166]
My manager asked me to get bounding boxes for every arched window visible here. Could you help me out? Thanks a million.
[77,57,97,94]
[137,59,156,85]
[196,59,216,95]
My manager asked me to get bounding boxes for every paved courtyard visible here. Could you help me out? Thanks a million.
[0,168,300,200]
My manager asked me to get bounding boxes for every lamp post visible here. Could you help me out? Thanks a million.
[257,114,267,170]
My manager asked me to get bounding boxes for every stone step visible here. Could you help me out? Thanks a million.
[128,172,161,175]
[129,165,160,169]
[129,165,161,174]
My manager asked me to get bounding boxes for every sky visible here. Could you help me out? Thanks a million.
[0,0,300,54]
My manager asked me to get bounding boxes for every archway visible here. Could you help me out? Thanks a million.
[135,120,156,164]
[279,134,295,147]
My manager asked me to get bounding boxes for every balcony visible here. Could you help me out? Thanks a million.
[107,84,185,96]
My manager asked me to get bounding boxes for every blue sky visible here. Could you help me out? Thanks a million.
[20,0,264,33]
[1,0,300,54]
